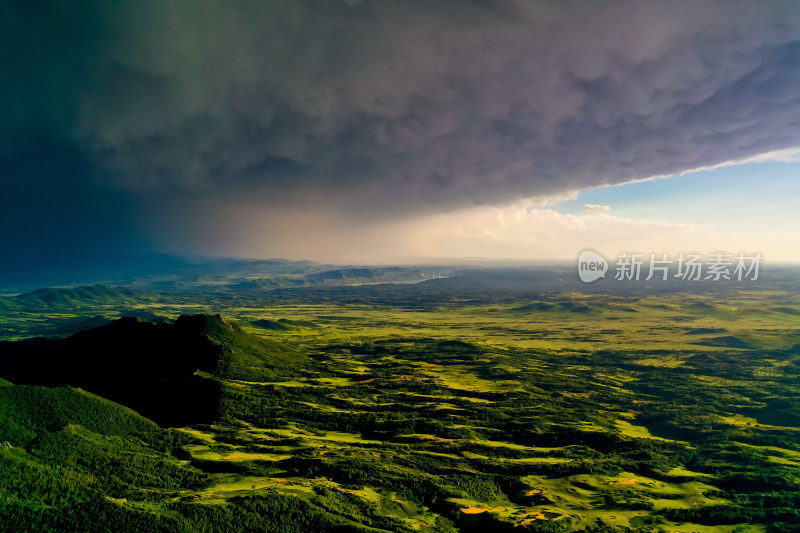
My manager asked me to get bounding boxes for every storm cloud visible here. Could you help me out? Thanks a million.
[2,0,800,260]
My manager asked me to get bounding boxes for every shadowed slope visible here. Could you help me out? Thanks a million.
[0,314,303,425]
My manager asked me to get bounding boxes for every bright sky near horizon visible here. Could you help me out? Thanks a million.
[210,154,800,264]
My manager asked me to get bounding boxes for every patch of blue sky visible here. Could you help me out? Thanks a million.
[557,160,800,233]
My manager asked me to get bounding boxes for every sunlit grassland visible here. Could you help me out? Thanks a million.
[2,285,800,531]
[224,293,800,355]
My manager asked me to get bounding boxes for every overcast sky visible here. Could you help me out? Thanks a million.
[2,0,799,266]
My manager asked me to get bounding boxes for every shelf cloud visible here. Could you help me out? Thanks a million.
[2,0,799,260]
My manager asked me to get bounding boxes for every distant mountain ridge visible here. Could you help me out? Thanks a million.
[229,266,429,291]
[0,253,331,293]
[0,284,155,311]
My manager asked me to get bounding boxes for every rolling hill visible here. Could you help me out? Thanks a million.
[0,284,156,312]
[0,314,304,425]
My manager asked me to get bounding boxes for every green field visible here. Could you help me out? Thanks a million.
[1,274,799,531]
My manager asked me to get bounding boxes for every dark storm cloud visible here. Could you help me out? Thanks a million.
[2,0,800,258]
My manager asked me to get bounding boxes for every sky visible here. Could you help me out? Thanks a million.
[2,0,800,271]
